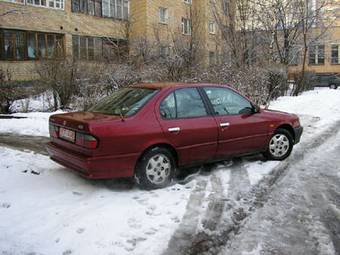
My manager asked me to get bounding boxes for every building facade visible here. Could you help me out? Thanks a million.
[288,0,340,79]
[0,0,228,81]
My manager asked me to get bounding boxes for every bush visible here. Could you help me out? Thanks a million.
[36,58,79,110]
[291,71,316,96]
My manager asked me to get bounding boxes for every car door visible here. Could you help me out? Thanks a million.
[201,86,269,158]
[156,87,218,166]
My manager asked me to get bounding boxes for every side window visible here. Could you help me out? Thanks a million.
[175,88,207,118]
[203,87,252,115]
[160,92,176,119]
[160,88,208,119]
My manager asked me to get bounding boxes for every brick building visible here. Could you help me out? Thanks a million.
[0,0,228,81]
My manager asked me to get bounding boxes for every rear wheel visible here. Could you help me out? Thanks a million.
[329,84,338,89]
[135,147,176,190]
[264,128,293,160]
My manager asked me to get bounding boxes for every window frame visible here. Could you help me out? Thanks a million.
[331,44,340,65]
[208,21,216,34]
[159,7,169,24]
[183,0,192,4]
[309,44,325,65]
[26,0,64,10]
[71,0,129,19]
[159,87,210,120]
[0,28,65,61]
[181,17,192,35]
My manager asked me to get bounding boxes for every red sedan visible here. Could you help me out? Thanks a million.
[47,83,303,189]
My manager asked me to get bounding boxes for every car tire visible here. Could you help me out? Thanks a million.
[264,128,294,161]
[329,84,338,89]
[135,147,176,190]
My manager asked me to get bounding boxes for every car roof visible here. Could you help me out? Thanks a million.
[131,82,232,90]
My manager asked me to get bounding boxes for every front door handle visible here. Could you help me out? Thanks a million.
[168,127,181,132]
[220,122,230,128]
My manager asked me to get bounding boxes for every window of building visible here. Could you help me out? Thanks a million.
[181,18,191,35]
[159,45,170,57]
[159,7,169,24]
[73,35,127,61]
[331,45,340,64]
[0,29,64,60]
[209,51,216,65]
[208,21,216,34]
[288,46,300,65]
[71,0,129,18]
[309,45,325,65]
[1,0,25,4]
[222,0,229,15]
[183,0,192,4]
[26,0,64,9]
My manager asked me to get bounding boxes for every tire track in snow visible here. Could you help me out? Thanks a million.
[162,178,208,255]
[201,172,225,232]
[186,160,252,255]
[186,119,340,255]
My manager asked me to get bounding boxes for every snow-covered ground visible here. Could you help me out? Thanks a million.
[0,148,195,255]
[1,88,340,255]
[0,111,65,137]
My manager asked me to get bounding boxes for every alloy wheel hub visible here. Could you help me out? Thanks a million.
[269,134,290,157]
[146,154,171,185]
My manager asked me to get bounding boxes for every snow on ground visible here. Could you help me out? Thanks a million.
[269,88,340,129]
[245,160,280,186]
[0,111,63,137]
[10,91,56,113]
[0,147,196,255]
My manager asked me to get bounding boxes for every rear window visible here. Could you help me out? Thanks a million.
[89,87,159,117]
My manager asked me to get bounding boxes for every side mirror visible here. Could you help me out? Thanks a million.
[253,105,260,113]
[239,107,255,115]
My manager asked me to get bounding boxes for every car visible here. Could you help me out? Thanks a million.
[312,74,340,89]
[46,83,303,189]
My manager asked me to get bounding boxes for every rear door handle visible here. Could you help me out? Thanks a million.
[220,122,230,128]
[168,127,180,132]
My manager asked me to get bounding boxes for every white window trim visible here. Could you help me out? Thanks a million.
[102,0,129,20]
[0,0,25,5]
[310,45,324,65]
[22,0,65,11]
[331,44,340,64]
[183,0,192,4]
[208,21,216,34]
[24,0,64,10]
[181,17,192,35]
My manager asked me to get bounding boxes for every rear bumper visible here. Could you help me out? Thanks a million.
[294,126,303,144]
[46,142,138,179]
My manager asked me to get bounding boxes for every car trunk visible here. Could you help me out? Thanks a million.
[49,112,121,154]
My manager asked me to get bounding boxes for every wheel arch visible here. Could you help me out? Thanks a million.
[276,124,295,142]
[135,143,179,171]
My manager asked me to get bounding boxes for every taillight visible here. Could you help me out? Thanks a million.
[76,133,98,149]
[49,123,59,138]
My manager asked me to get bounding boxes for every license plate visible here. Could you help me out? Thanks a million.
[59,128,75,142]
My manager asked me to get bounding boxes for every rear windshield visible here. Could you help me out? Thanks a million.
[89,87,159,117]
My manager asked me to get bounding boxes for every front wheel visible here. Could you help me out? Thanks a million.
[264,129,293,160]
[135,147,176,190]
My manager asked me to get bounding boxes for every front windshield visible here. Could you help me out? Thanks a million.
[89,87,159,116]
